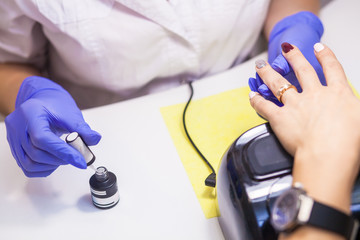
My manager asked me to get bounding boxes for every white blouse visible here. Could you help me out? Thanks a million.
[0,0,270,108]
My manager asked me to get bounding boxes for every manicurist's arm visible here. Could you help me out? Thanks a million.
[264,0,320,40]
[0,63,40,115]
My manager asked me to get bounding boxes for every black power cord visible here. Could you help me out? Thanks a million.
[182,82,216,188]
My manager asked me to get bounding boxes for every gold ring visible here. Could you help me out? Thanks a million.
[276,83,297,103]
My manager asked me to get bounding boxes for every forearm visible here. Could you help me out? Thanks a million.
[281,148,359,240]
[264,0,320,40]
[0,63,40,115]
[280,227,344,240]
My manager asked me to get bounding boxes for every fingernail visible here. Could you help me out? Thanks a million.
[255,59,266,69]
[314,42,325,53]
[249,91,259,99]
[281,42,294,53]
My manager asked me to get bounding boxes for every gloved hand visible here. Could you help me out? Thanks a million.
[249,11,325,105]
[5,76,101,177]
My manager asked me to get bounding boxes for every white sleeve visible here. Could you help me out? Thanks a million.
[0,1,48,70]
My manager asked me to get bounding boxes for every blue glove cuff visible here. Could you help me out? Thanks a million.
[269,11,324,43]
[16,76,69,108]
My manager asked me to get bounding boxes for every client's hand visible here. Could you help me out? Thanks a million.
[249,43,360,239]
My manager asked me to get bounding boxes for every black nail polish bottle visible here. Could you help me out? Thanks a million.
[89,166,119,209]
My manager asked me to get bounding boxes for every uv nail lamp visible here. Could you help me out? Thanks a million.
[217,123,360,240]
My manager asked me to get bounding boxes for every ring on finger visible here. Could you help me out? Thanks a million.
[276,83,297,103]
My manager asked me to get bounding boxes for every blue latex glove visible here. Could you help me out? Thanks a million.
[249,11,325,105]
[5,76,101,177]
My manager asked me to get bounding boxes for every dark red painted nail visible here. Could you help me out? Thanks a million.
[281,42,294,53]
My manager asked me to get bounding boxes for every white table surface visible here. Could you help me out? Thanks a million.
[0,0,359,239]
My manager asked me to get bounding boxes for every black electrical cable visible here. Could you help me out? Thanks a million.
[182,82,216,188]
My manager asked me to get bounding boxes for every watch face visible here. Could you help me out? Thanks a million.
[271,189,300,231]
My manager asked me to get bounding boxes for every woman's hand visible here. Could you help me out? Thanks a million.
[249,43,360,239]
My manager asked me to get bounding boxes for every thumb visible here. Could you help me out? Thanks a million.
[248,73,265,92]
[258,84,273,98]
[271,54,291,76]
[258,84,282,106]
[248,77,259,92]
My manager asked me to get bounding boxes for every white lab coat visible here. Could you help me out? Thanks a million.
[0,0,270,108]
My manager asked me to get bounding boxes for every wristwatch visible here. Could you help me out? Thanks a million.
[270,182,359,240]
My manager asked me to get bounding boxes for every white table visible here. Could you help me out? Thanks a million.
[0,0,359,239]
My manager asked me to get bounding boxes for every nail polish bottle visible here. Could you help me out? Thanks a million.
[89,166,120,209]
[66,132,95,166]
